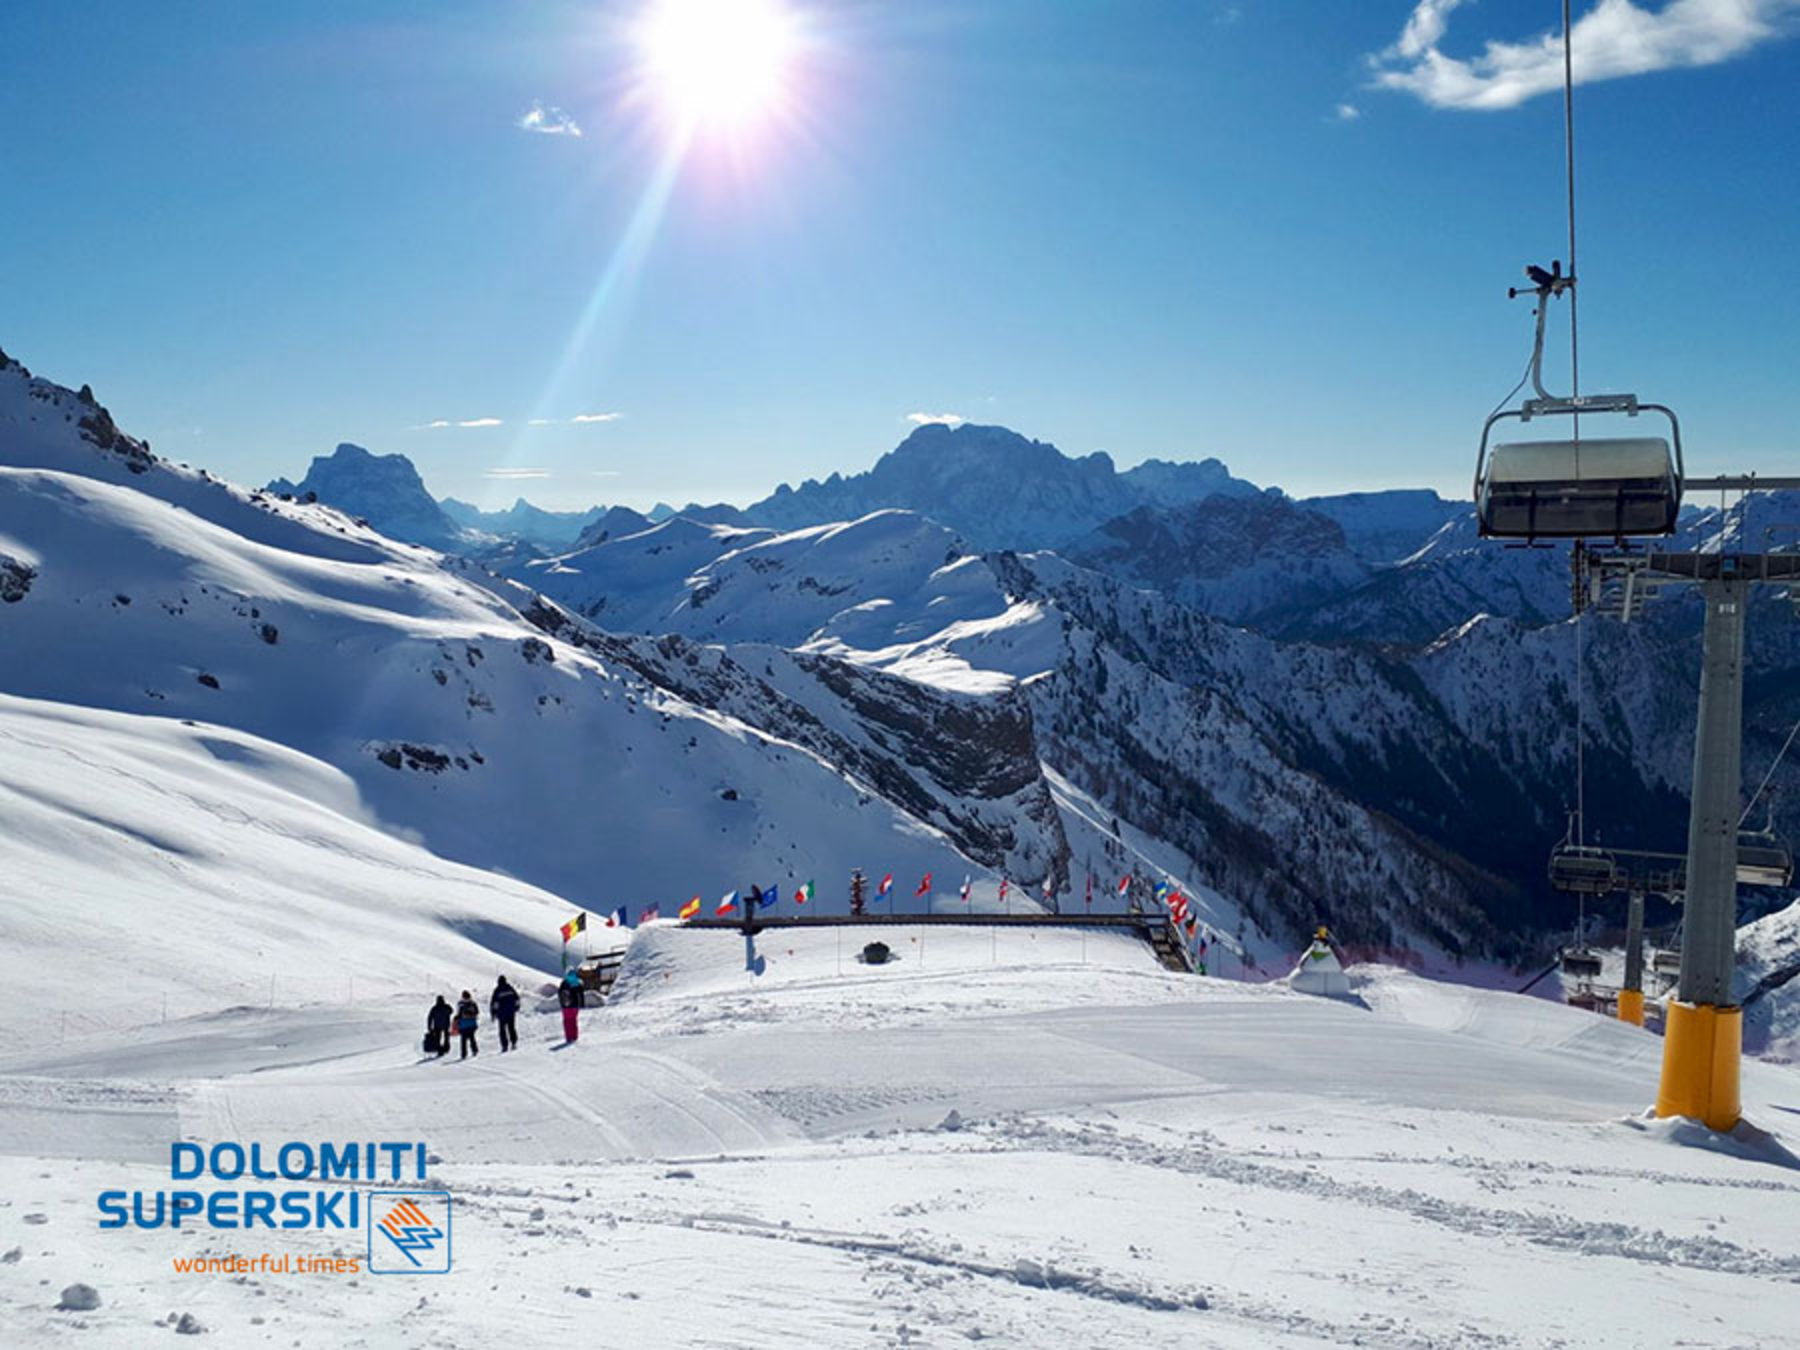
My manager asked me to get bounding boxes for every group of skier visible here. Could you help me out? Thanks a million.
[423,970,587,1059]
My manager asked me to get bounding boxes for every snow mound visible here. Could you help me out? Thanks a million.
[1619,1110,1800,1172]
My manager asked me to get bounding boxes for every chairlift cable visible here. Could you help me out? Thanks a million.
[1740,714,1800,828]
[1562,0,1586,846]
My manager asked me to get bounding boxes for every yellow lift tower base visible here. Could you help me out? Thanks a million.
[1616,988,1645,1027]
[1655,1001,1742,1132]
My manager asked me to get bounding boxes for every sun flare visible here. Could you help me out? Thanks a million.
[637,0,799,132]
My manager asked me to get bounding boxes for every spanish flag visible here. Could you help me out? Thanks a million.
[679,895,701,920]
[560,912,586,943]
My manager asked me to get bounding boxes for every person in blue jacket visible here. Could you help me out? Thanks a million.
[490,976,520,1052]
[454,990,481,1059]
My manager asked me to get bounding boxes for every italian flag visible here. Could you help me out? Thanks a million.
[794,880,814,906]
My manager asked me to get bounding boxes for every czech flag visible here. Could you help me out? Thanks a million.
[914,872,932,897]
[794,880,814,906]
[877,873,893,898]
[679,896,701,920]
[716,890,738,916]
[560,912,586,943]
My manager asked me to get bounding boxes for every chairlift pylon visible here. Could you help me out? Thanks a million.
[1475,260,1684,541]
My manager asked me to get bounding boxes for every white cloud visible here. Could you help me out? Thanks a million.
[421,420,452,430]
[1371,0,1798,111]
[906,411,967,427]
[1335,102,1363,121]
[527,418,555,427]
[484,467,551,480]
[458,417,503,428]
[518,100,583,136]
[570,412,624,424]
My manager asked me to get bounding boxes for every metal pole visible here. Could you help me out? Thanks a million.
[1678,575,1745,1008]
[1656,573,1746,1129]
[1619,891,1646,1026]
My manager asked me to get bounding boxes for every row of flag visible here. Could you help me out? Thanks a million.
[558,871,1220,955]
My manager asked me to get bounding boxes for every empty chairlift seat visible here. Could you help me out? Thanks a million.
[1737,836,1795,888]
[1548,845,1618,895]
[1560,949,1604,981]
[1479,436,1680,540]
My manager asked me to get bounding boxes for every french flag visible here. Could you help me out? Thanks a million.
[602,906,629,929]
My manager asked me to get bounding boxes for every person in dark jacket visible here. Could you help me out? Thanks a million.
[454,990,480,1059]
[426,995,452,1057]
[490,976,520,1052]
[557,969,584,1043]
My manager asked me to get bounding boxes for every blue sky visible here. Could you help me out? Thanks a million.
[2,1,1796,510]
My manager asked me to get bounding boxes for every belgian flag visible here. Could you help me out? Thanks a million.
[560,912,586,943]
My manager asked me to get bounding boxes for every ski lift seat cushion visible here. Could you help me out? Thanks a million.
[1487,437,1674,485]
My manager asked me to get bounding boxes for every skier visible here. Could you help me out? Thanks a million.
[454,989,481,1059]
[557,969,584,1043]
[425,995,452,1058]
[490,975,520,1053]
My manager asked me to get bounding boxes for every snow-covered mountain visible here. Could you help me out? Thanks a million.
[1299,488,1468,564]
[0,354,1124,1007]
[1064,494,1371,626]
[267,442,473,551]
[744,422,1262,550]
[439,495,607,549]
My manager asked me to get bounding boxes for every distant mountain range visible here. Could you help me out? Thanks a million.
[12,342,1794,973]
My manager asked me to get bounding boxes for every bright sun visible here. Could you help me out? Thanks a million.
[637,0,799,131]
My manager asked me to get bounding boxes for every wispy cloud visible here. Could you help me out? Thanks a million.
[1334,102,1362,121]
[590,470,622,478]
[484,467,551,480]
[906,411,967,427]
[571,412,624,424]
[458,417,503,428]
[1370,0,1798,112]
[528,418,555,426]
[518,100,582,136]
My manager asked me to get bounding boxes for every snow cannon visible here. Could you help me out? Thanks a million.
[1287,927,1350,998]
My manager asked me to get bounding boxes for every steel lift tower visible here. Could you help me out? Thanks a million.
[1575,519,1800,1129]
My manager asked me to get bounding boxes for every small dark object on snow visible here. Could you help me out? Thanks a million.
[57,1283,101,1312]
[861,941,891,965]
[174,1310,206,1334]
[196,673,220,690]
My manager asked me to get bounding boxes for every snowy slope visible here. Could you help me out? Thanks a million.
[0,356,1073,950]
[4,929,1799,1348]
[0,694,574,1027]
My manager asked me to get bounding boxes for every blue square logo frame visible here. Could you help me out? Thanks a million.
[368,1190,452,1274]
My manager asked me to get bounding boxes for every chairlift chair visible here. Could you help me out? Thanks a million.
[1736,830,1794,887]
[1548,844,1617,895]
[1475,261,1684,541]
[1650,948,1682,977]
[1559,948,1604,981]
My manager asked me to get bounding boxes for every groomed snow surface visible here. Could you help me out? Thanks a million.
[4,928,1800,1349]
